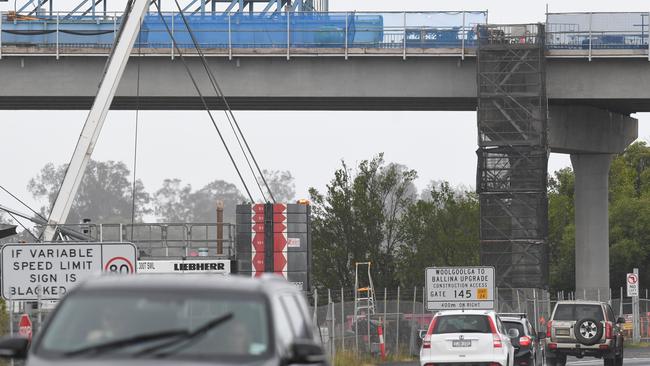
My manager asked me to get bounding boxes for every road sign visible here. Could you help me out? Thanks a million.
[426,266,495,311]
[1,242,136,301]
[627,273,639,297]
[18,314,32,340]
[136,259,231,274]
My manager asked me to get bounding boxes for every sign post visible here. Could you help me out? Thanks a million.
[1,242,136,301]
[425,266,495,311]
[628,269,641,343]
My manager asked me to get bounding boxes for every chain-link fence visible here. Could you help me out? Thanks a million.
[307,286,650,359]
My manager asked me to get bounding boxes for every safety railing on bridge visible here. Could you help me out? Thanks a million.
[35,222,236,258]
[546,12,650,60]
[0,10,488,58]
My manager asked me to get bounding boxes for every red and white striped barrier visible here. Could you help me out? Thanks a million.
[378,318,386,360]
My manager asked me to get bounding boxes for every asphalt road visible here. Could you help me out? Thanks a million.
[388,347,650,366]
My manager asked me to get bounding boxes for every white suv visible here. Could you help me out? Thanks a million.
[420,310,515,366]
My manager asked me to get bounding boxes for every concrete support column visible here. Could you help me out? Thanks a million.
[570,154,612,301]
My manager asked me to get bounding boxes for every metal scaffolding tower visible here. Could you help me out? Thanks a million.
[476,24,549,293]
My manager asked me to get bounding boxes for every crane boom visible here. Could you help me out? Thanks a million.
[42,0,150,241]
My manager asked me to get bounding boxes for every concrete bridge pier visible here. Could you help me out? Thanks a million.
[549,106,638,301]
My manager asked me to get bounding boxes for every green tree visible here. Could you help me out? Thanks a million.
[396,182,479,288]
[547,142,650,293]
[309,154,417,289]
[154,179,246,224]
[27,160,151,224]
[258,169,297,203]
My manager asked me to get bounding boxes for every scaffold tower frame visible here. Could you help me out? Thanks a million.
[476,24,549,292]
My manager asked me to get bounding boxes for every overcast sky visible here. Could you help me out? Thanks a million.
[1,0,649,224]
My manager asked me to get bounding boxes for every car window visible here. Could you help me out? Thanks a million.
[272,295,295,347]
[37,290,272,360]
[503,321,525,337]
[553,304,604,321]
[606,305,615,321]
[431,315,492,334]
[280,295,309,338]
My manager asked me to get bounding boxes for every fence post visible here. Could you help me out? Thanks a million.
[383,287,387,348]
[461,11,465,60]
[589,12,594,61]
[396,286,400,355]
[533,289,538,333]
[620,287,624,316]
[171,9,175,60]
[328,289,334,358]
[228,12,232,61]
[55,13,59,60]
[516,290,521,313]
[341,287,345,352]
[344,12,348,60]
[286,10,290,60]
[402,12,406,60]
[313,288,318,328]
[408,286,417,355]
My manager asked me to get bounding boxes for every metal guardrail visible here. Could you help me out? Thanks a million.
[0,10,487,59]
[35,222,236,258]
[547,12,650,60]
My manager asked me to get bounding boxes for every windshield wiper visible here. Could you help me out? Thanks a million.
[135,312,234,357]
[63,329,188,357]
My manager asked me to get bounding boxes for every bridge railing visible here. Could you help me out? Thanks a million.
[34,222,236,258]
[547,12,650,59]
[0,10,488,57]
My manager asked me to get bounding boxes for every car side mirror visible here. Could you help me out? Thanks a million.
[507,328,520,338]
[0,337,29,359]
[617,317,625,324]
[287,339,326,364]
[537,331,546,340]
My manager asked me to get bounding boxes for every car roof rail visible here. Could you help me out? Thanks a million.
[499,312,527,319]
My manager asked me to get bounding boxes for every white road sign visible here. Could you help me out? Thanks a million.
[1,242,136,301]
[136,259,231,274]
[426,266,495,311]
[627,273,639,297]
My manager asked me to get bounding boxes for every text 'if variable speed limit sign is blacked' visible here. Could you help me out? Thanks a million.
[426,266,495,311]
[1,242,137,301]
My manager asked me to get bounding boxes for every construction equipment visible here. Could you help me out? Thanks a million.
[41,0,150,241]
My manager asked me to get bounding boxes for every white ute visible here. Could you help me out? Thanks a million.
[420,310,515,366]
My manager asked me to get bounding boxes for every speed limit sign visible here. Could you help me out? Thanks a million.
[1,242,137,301]
[104,256,135,274]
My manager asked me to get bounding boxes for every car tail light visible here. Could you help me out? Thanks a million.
[422,334,431,349]
[423,364,436,366]
[548,342,557,350]
[605,321,613,339]
[488,316,503,348]
[489,363,502,366]
[547,320,552,338]
[519,335,532,347]
[422,315,437,349]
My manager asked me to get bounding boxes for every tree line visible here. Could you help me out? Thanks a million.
[3,141,650,294]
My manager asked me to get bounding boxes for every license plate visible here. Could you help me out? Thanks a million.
[452,340,472,347]
[556,329,570,336]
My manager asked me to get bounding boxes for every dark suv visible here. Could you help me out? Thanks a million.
[546,300,624,366]
[500,313,545,366]
[0,274,327,366]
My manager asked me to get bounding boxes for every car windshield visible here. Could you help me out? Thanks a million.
[432,315,491,334]
[554,304,604,321]
[37,290,271,360]
[502,321,525,337]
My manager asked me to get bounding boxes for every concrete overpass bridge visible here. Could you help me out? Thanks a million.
[0,7,647,301]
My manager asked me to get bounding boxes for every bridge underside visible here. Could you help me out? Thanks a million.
[0,96,647,112]
[0,56,649,112]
